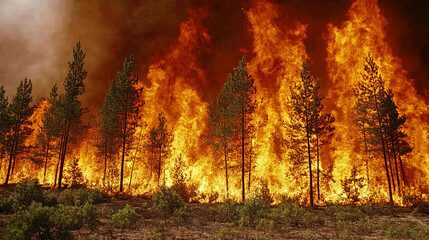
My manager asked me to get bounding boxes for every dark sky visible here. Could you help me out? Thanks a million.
[0,0,428,108]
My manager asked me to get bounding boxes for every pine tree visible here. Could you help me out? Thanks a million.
[94,79,121,185]
[0,86,11,175]
[229,56,256,203]
[311,78,335,200]
[289,62,317,206]
[207,74,236,198]
[34,85,62,183]
[146,112,173,186]
[4,78,33,184]
[353,54,393,204]
[57,42,87,190]
[113,55,143,192]
[64,157,83,187]
[380,90,411,192]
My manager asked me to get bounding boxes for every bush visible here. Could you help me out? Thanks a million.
[57,188,103,206]
[43,191,58,207]
[170,155,198,202]
[0,196,12,213]
[272,197,322,227]
[153,186,185,216]
[5,202,73,240]
[218,199,240,223]
[9,179,45,212]
[236,198,271,228]
[111,204,139,228]
[328,204,364,222]
[52,203,97,230]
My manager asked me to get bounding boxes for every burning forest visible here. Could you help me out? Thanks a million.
[2,0,429,239]
[1,0,429,208]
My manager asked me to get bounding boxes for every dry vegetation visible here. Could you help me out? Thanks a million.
[1,182,429,240]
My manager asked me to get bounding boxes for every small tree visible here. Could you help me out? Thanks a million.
[5,78,33,184]
[113,55,143,193]
[64,157,83,187]
[380,90,411,191]
[341,165,364,205]
[146,112,173,186]
[34,85,62,183]
[0,86,11,174]
[56,42,87,190]
[289,62,317,206]
[171,154,196,202]
[311,78,335,200]
[353,54,393,204]
[229,56,256,202]
[94,79,121,185]
[207,74,236,198]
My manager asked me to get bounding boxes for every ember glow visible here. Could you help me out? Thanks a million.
[0,0,428,205]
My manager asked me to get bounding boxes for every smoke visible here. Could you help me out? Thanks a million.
[0,0,67,100]
[0,0,427,108]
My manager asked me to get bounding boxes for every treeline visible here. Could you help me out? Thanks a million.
[0,42,413,204]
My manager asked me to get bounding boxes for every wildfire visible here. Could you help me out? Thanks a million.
[2,0,428,205]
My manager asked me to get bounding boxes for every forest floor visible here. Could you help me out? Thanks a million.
[1,184,429,240]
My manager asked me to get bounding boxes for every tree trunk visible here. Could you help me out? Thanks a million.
[103,133,108,185]
[120,107,128,192]
[43,139,50,184]
[158,136,163,186]
[5,122,19,184]
[391,141,401,194]
[306,118,313,207]
[375,104,393,204]
[316,131,320,200]
[395,133,407,186]
[248,137,253,192]
[241,108,245,203]
[58,121,71,190]
[129,130,142,190]
[224,145,229,198]
[387,148,396,192]
[362,121,370,186]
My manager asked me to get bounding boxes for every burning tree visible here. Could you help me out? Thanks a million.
[94,77,122,186]
[380,90,411,192]
[353,54,411,204]
[4,78,33,184]
[229,56,256,203]
[56,42,87,190]
[113,55,143,193]
[64,157,84,187]
[146,112,173,186]
[288,62,334,206]
[207,74,236,198]
[311,72,335,201]
[34,85,61,184]
[0,86,11,175]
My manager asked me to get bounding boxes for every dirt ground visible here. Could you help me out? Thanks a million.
[74,198,429,240]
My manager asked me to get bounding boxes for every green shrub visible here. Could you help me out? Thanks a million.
[383,224,429,240]
[153,186,185,216]
[237,198,270,228]
[111,204,139,228]
[272,198,322,227]
[9,179,45,212]
[52,203,97,230]
[218,199,240,223]
[328,204,364,222]
[0,196,12,213]
[143,228,165,240]
[5,202,73,240]
[43,191,58,207]
[57,188,103,206]
[170,155,198,202]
